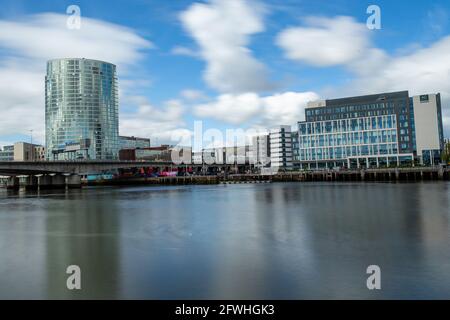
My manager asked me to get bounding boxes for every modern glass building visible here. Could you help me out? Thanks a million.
[0,145,14,161]
[45,58,119,160]
[293,91,443,169]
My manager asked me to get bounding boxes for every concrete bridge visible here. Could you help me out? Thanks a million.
[0,160,183,190]
[0,160,194,176]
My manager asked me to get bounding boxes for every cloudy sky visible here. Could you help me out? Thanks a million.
[0,0,449,147]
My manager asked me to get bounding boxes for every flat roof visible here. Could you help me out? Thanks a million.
[47,58,116,67]
[306,90,410,109]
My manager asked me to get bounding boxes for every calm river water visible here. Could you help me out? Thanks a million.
[0,182,450,299]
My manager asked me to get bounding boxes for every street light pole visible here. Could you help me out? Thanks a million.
[29,130,34,161]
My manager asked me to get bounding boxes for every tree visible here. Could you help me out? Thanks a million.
[442,140,450,164]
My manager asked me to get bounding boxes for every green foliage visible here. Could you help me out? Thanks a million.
[442,141,450,164]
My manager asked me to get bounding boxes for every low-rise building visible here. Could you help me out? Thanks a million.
[119,136,151,150]
[0,145,14,161]
[118,145,192,164]
[0,143,46,161]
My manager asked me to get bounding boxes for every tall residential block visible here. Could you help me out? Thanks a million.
[270,125,293,169]
[45,58,119,160]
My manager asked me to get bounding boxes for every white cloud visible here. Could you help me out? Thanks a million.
[277,15,450,135]
[349,36,450,96]
[276,16,370,67]
[170,46,200,58]
[194,93,262,124]
[347,36,450,136]
[180,0,272,93]
[0,59,47,143]
[180,89,207,101]
[262,91,320,124]
[0,13,154,145]
[193,91,319,127]
[120,97,191,144]
[0,13,153,66]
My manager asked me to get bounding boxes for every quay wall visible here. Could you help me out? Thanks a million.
[2,167,449,189]
[87,167,449,186]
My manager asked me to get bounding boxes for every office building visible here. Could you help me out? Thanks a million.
[270,125,293,169]
[0,143,46,161]
[45,58,119,160]
[119,136,151,150]
[0,146,14,161]
[293,91,444,169]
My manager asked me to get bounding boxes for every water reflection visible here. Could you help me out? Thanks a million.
[0,182,449,299]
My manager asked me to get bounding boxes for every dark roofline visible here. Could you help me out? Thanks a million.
[119,136,150,141]
[325,90,409,106]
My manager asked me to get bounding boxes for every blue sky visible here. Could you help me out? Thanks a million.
[0,0,449,147]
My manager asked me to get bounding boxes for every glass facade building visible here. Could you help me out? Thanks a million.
[0,145,14,161]
[304,91,413,154]
[45,58,119,160]
[294,115,405,169]
[293,91,422,169]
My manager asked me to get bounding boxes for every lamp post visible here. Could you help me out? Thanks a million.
[29,130,34,161]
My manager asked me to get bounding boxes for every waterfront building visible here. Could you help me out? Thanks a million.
[0,146,14,161]
[0,143,45,161]
[218,146,250,165]
[192,151,203,164]
[293,91,444,169]
[118,145,193,163]
[45,58,119,160]
[411,94,444,165]
[119,136,151,150]
[251,134,270,168]
[13,142,46,161]
[34,145,46,161]
[270,125,293,169]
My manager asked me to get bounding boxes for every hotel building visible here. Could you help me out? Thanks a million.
[293,91,444,169]
[412,94,444,165]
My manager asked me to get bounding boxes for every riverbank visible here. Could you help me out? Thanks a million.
[1,166,448,189]
[86,166,449,187]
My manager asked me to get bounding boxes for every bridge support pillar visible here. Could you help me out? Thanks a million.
[6,177,19,190]
[66,175,82,188]
[360,170,365,181]
[438,166,444,180]
[38,175,52,190]
[51,174,66,189]
[23,175,38,190]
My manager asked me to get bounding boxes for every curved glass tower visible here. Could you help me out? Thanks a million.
[45,58,119,160]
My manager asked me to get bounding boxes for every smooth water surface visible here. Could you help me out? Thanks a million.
[0,182,449,299]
